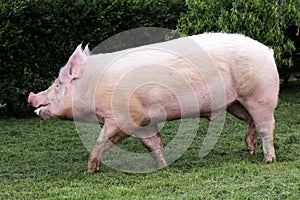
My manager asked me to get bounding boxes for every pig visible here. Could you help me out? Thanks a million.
[28,33,279,173]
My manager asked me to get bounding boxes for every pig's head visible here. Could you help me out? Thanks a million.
[28,44,90,119]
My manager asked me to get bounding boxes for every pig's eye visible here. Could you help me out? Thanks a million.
[55,83,60,90]
[54,80,63,91]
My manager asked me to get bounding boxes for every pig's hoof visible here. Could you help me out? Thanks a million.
[88,155,101,173]
[247,145,256,156]
[247,141,257,156]
[157,160,168,169]
[262,155,276,163]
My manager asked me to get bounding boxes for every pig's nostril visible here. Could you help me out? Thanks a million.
[28,96,32,104]
[28,92,34,104]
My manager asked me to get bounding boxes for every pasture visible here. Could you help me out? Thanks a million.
[0,85,299,199]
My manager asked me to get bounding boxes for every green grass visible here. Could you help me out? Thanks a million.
[0,84,299,199]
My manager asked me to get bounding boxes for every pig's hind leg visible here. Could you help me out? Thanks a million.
[226,101,258,156]
[241,99,277,163]
[137,126,167,169]
[238,85,278,163]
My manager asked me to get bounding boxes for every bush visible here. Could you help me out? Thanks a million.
[0,0,186,116]
[177,0,300,85]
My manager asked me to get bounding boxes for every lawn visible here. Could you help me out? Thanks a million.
[0,84,299,199]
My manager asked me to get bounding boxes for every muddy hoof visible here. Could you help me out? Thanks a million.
[88,155,101,173]
[249,150,255,156]
[262,155,276,163]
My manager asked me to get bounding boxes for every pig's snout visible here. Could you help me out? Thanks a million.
[28,92,34,104]
[28,91,49,109]
[28,92,38,107]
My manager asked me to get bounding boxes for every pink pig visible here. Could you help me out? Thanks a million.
[28,33,279,173]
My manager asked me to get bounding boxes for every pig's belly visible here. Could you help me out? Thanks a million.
[140,95,230,126]
[131,77,237,125]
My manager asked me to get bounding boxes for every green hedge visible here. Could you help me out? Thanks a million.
[177,0,300,85]
[0,0,186,116]
[1,0,299,117]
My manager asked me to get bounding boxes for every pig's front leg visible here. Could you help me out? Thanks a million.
[138,126,167,169]
[88,122,128,173]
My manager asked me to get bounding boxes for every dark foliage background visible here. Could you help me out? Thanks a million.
[0,0,186,116]
[0,0,299,117]
[177,0,300,86]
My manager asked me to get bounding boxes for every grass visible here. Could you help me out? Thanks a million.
[0,84,299,199]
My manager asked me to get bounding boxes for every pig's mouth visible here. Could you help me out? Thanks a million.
[34,103,50,115]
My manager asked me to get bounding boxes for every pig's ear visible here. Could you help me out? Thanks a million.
[83,44,90,56]
[60,44,86,81]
